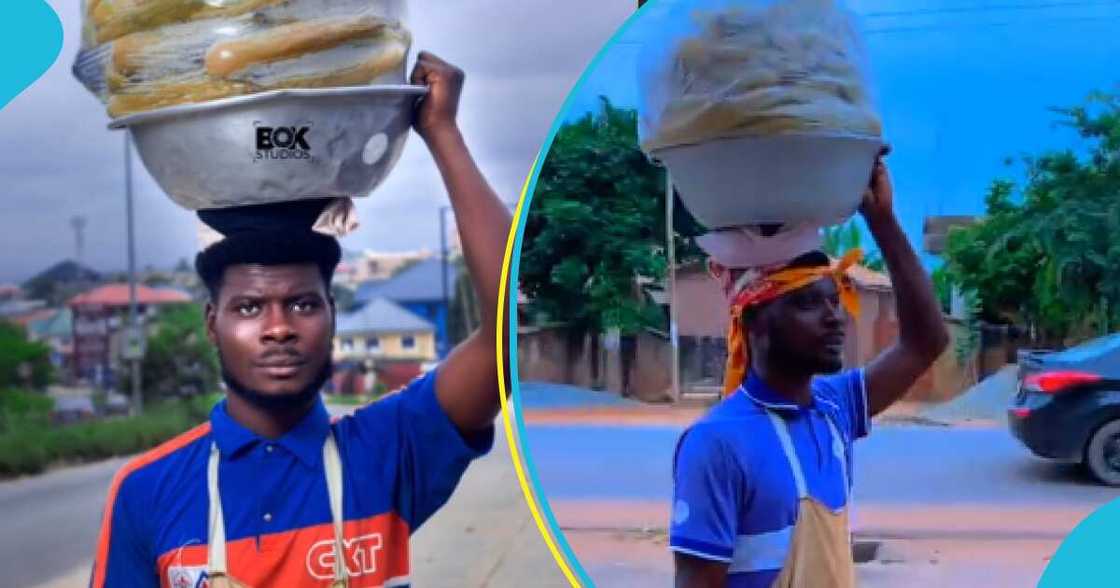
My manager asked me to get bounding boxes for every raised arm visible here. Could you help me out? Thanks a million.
[410,52,512,433]
[862,154,950,416]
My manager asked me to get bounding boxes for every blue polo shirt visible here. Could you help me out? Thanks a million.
[669,369,869,587]
[91,369,492,588]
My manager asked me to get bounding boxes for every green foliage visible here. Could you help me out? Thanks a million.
[139,304,219,400]
[331,284,358,313]
[0,396,213,477]
[943,89,1120,346]
[0,389,53,433]
[930,266,953,314]
[520,97,703,337]
[953,290,983,380]
[448,260,480,346]
[0,322,53,389]
[821,220,885,271]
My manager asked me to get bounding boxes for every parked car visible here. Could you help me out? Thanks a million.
[1009,333,1120,485]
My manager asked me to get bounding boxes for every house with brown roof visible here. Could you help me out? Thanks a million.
[68,283,192,384]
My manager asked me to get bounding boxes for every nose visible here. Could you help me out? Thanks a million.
[823,298,843,326]
[260,305,297,344]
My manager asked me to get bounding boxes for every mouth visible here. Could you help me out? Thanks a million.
[823,334,845,353]
[254,357,307,379]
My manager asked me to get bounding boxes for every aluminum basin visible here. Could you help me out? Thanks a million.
[110,85,427,210]
[652,133,884,229]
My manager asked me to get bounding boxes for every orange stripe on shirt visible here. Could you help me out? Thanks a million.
[91,422,212,588]
[156,512,411,587]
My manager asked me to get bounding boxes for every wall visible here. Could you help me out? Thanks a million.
[402,301,450,358]
[333,330,436,362]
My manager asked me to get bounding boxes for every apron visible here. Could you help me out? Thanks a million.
[767,410,856,588]
[205,433,349,588]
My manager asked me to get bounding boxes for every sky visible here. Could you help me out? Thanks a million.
[564,0,1120,267]
[0,0,634,284]
[4,2,1119,285]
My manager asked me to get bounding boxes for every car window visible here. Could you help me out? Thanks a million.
[1052,333,1120,361]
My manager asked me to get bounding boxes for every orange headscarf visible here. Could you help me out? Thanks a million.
[722,249,864,396]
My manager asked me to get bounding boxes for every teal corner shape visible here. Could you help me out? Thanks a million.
[505,2,661,586]
[1,0,64,111]
[1037,497,1120,587]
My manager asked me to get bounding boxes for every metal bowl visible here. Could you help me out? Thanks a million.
[652,133,883,229]
[109,85,427,210]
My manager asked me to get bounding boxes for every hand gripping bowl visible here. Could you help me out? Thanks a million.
[109,85,427,210]
[651,133,884,230]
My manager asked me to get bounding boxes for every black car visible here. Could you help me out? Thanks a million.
[1009,333,1120,485]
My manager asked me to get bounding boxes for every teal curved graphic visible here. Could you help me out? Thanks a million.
[1,0,62,111]
[1037,497,1120,587]
[506,4,658,586]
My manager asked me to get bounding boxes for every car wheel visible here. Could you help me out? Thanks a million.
[1085,419,1120,486]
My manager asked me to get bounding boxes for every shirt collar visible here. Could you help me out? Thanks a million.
[740,371,810,412]
[210,397,331,469]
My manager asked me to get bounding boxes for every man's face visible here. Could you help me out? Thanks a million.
[752,277,846,375]
[206,263,334,399]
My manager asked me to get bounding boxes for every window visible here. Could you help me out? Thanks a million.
[366,337,380,351]
[341,338,354,352]
[402,335,416,349]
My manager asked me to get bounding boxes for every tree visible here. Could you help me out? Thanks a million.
[0,322,53,390]
[331,284,357,314]
[821,220,885,271]
[138,304,219,400]
[520,98,703,343]
[943,89,1120,347]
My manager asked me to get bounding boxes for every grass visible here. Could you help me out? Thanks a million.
[0,390,220,478]
[325,393,374,406]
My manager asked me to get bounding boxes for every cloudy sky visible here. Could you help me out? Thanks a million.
[566,0,1120,267]
[0,0,634,283]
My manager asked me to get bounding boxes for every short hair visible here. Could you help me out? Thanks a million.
[195,230,340,300]
[193,199,342,300]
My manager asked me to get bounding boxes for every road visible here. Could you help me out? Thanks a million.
[522,421,1120,587]
[1,404,566,588]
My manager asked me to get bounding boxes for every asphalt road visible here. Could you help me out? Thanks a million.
[522,422,1120,507]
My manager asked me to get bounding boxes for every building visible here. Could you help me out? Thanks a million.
[334,297,437,362]
[68,284,191,384]
[27,308,74,374]
[331,298,436,395]
[353,258,460,358]
[334,249,433,288]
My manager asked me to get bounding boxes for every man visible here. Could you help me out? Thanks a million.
[670,155,949,587]
[90,52,512,588]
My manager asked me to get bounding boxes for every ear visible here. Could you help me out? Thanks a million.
[204,301,218,345]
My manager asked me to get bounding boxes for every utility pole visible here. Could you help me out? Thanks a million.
[124,134,142,416]
[666,171,681,401]
[438,206,450,359]
[70,216,87,265]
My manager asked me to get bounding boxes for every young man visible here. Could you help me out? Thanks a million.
[90,52,512,588]
[670,156,949,587]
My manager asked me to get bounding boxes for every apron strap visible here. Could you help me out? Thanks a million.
[324,433,347,584]
[207,442,229,577]
[766,409,851,502]
[822,414,850,496]
[766,412,808,499]
[206,433,349,585]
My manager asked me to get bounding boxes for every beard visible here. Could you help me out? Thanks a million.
[219,358,333,412]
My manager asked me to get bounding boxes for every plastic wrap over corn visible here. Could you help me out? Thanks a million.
[74,0,411,118]
[637,0,881,153]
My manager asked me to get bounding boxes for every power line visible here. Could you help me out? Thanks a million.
[861,0,1120,19]
[865,13,1120,34]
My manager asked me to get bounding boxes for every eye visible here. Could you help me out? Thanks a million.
[235,302,260,317]
[292,299,321,314]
